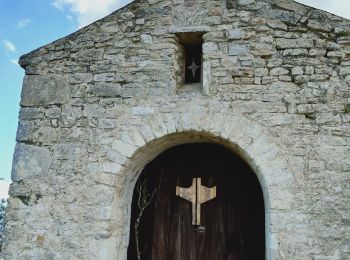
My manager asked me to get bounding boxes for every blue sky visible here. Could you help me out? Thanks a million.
[0,0,350,198]
[0,0,77,184]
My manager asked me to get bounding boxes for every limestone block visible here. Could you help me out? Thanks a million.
[228,29,244,40]
[228,43,250,56]
[20,75,70,107]
[132,106,154,116]
[74,48,104,62]
[87,163,98,174]
[149,115,168,138]
[238,0,255,5]
[69,73,93,84]
[45,107,61,119]
[274,0,307,15]
[140,34,152,44]
[292,66,303,75]
[269,185,293,210]
[11,143,52,181]
[140,124,156,142]
[89,83,122,97]
[341,113,350,123]
[203,42,218,52]
[100,21,120,33]
[136,18,145,25]
[276,38,313,49]
[202,60,211,95]
[309,48,327,57]
[267,58,282,68]
[339,67,350,75]
[147,0,162,4]
[122,83,145,97]
[221,57,238,68]
[252,43,276,56]
[304,66,314,75]
[99,119,115,129]
[112,140,138,158]
[53,143,82,160]
[270,67,289,76]
[283,48,308,56]
[120,11,135,20]
[36,127,58,144]
[219,114,241,139]
[307,20,332,32]
[19,108,44,120]
[16,121,34,142]
[255,68,269,77]
[94,73,116,82]
[162,113,176,134]
[267,19,288,31]
[102,162,122,174]
[316,113,342,125]
[107,150,128,165]
[279,75,292,82]
[327,51,343,58]
[251,17,266,25]
[169,25,211,33]
[97,236,118,260]
[326,41,340,51]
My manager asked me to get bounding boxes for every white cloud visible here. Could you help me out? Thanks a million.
[11,59,19,66]
[0,180,11,199]
[52,0,131,28]
[296,0,350,19]
[3,40,16,52]
[18,18,33,29]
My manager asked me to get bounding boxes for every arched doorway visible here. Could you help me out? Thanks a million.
[127,143,265,260]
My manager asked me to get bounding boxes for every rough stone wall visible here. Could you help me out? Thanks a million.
[2,0,350,259]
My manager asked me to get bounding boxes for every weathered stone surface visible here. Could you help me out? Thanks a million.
[11,143,52,181]
[5,0,350,259]
[132,106,154,116]
[69,73,93,84]
[228,29,244,39]
[270,67,289,76]
[89,83,122,97]
[276,38,314,49]
[16,121,34,142]
[255,68,268,77]
[267,19,288,31]
[292,66,303,75]
[308,20,333,32]
[20,75,70,107]
[228,43,250,56]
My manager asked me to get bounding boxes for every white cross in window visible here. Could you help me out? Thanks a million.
[187,59,200,78]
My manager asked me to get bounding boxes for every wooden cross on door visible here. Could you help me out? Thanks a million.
[176,178,216,226]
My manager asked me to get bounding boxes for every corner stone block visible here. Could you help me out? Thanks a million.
[20,75,71,107]
[11,143,52,182]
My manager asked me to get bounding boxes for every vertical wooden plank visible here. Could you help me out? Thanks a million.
[127,143,265,260]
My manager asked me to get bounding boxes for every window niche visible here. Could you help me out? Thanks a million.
[175,32,204,92]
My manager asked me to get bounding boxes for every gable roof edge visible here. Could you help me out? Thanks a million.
[19,0,141,70]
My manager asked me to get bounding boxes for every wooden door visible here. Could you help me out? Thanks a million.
[127,143,265,260]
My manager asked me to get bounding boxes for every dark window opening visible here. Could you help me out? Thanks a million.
[176,32,203,85]
[184,43,202,83]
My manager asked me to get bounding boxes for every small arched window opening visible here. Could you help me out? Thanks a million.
[176,32,204,91]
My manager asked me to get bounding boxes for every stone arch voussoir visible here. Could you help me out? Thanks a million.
[101,108,295,260]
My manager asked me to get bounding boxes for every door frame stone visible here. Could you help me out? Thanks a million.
[96,110,294,260]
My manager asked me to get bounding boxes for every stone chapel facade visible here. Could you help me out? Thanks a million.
[2,0,350,259]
